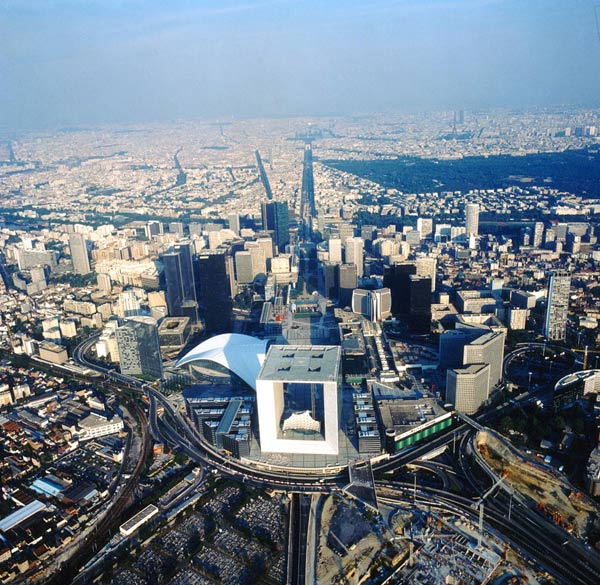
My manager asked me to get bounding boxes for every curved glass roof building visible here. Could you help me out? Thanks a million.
[175,333,269,390]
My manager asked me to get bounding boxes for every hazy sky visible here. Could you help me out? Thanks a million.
[1,0,599,130]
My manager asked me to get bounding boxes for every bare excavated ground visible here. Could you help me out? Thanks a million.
[476,430,598,538]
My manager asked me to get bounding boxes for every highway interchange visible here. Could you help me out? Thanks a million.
[69,336,600,585]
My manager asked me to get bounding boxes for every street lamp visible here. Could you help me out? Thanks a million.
[528,371,533,393]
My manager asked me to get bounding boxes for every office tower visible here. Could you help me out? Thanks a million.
[446,363,490,415]
[339,223,355,242]
[189,222,202,237]
[228,213,240,236]
[416,256,437,293]
[383,262,417,315]
[169,222,185,237]
[97,273,112,294]
[261,201,289,252]
[372,288,392,321]
[256,345,340,455]
[271,254,291,274]
[235,251,253,284]
[338,264,358,308]
[195,250,233,334]
[360,225,377,248]
[533,222,545,248]
[114,290,142,319]
[351,288,392,322]
[465,203,479,238]
[352,289,371,318]
[328,238,342,263]
[555,223,568,242]
[463,330,505,387]
[162,241,198,323]
[68,232,91,275]
[145,220,163,239]
[408,276,432,334]
[344,237,364,278]
[417,217,434,240]
[116,316,163,379]
[543,271,571,341]
[319,261,339,299]
[256,236,274,261]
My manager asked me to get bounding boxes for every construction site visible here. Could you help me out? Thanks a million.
[475,429,599,538]
[314,493,554,585]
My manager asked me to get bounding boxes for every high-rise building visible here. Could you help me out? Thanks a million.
[338,264,357,307]
[319,261,339,300]
[256,345,341,455]
[114,290,142,319]
[351,289,371,318]
[97,273,112,294]
[69,232,91,275]
[446,363,490,415]
[543,271,571,341]
[235,251,255,284]
[465,203,479,238]
[116,316,163,379]
[416,256,437,293]
[194,250,233,334]
[408,275,432,334]
[372,288,392,321]
[383,262,416,315]
[169,222,185,238]
[162,242,198,323]
[328,238,342,263]
[228,213,240,236]
[351,288,392,322]
[261,201,289,252]
[533,222,545,248]
[417,217,434,240]
[344,237,364,278]
[145,220,163,240]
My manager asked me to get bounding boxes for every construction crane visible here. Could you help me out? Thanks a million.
[572,346,600,369]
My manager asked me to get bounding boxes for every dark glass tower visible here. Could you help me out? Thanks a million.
[194,250,233,334]
[383,263,431,333]
[383,262,417,315]
[261,201,289,252]
[162,241,198,323]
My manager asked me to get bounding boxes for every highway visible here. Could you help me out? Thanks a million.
[377,481,600,585]
[255,149,273,200]
[299,143,316,241]
[287,493,311,585]
[70,335,600,584]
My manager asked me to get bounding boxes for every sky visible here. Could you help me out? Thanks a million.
[1,0,599,130]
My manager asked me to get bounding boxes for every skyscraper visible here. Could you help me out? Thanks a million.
[195,250,233,334]
[68,232,91,275]
[408,275,432,334]
[328,238,342,263]
[234,251,255,284]
[344,236,364,278]
[319,261,339,299]
[228,213,241,236]
[261,201,289,252]
[338,264,358,308]
[416,256,437,293]
[465,203,479,238]
[446,363,490,415]
[383,262,417,315]
[162,242,198,323]
[543,271,571,340]
[416,217,434,240]
[116,316,163,379]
